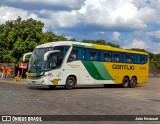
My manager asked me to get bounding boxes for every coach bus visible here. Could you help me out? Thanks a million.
[23,41,149,89]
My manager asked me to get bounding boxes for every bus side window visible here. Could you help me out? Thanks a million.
[112,52,122,62]
[68,47,78,62]
[141,55,147,64]
[100,51,104,61]
[64,46,70,55]
[125,53,133,63]
[144,55,148,63]
[103,51,111,62]
[86,49,91,60]
[133,54,140,64]
[95,50,99,61]
[78,48,86,60]
[90,49,97,61]
[122,53,126,63]
[82,49,86,60]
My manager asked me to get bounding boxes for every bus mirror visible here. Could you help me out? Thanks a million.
[23,52,32,62]
[44,50,60,61]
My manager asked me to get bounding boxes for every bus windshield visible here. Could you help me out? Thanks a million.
[28,46,69,73]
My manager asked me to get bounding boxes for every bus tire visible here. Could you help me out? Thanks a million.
[48,85,56,89]
[122,77,129,88]
[65,76,76,89]
[129,77,137,88]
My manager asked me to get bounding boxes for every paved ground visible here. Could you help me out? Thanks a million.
[0,78,160,123]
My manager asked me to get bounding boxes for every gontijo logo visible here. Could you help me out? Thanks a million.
[112,64,134,70]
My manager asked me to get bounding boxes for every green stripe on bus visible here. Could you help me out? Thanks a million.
[82,61,104,80]
[27,72,43,77]
[93,62,114,80]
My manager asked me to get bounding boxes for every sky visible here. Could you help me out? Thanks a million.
[1,0,160,53]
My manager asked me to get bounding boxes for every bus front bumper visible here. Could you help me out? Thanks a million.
[26,76,47,85]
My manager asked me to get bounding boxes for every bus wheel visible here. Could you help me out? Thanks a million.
[129,77,137,88]
[48,85,56,89]
[122,77,129,88]
[65,76,76,89]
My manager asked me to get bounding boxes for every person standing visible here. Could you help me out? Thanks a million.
[1,66,7,80]
[6,67,12,80]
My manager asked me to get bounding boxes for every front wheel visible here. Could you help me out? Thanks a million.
[65,77,76,89]
[129,77,137,88]
[122,77,129,88]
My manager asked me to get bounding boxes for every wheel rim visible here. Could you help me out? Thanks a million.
[68,80,74,87]
[130,79,136,87]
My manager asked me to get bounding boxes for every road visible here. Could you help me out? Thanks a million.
[0,78,160,123]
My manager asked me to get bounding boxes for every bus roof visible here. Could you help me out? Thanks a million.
[36,41,148,55]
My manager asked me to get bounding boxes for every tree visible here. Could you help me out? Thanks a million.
[106,42,120,48]
[0,17,44,64]
[96,39,106,45]
[128,48,146,52]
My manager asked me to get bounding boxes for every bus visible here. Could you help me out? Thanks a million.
[23,41,149,89]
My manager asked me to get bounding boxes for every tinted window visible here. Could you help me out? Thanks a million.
[124,53,133,63]
[68,47,78,62]
[112,52,122,62]
[54,46,70,55]
[133,54,141,64]
[141,55,148,64]
[78,48,86,60]
[100,51,112,62]
[90,49,99,61]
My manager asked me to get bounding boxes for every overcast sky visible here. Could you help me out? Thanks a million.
[1,0,160,53]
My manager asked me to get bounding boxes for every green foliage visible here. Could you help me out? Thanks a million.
[69,38,77,41]
[127,48,146,52]
[0,17,67,65]
[106,42,120,48]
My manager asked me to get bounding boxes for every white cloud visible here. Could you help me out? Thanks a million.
[131,39,146,49]
[65,35,73,40]
[0,6,38,24]
[40,0,148,30]
[113,31,121,41]
[2,0,160,31]
[147,31,160,38]
[77,0,147,30]
[133,0,160,23]
[123,39,147,50]
[100,31,105,34]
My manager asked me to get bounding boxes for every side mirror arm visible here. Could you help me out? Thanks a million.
[23,52,32,62]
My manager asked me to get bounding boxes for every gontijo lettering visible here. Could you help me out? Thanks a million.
[112,64,134,70]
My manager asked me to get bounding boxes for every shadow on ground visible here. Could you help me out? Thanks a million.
[28,84,144,91]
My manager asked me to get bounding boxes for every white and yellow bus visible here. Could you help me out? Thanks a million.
[23,41,149,89]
